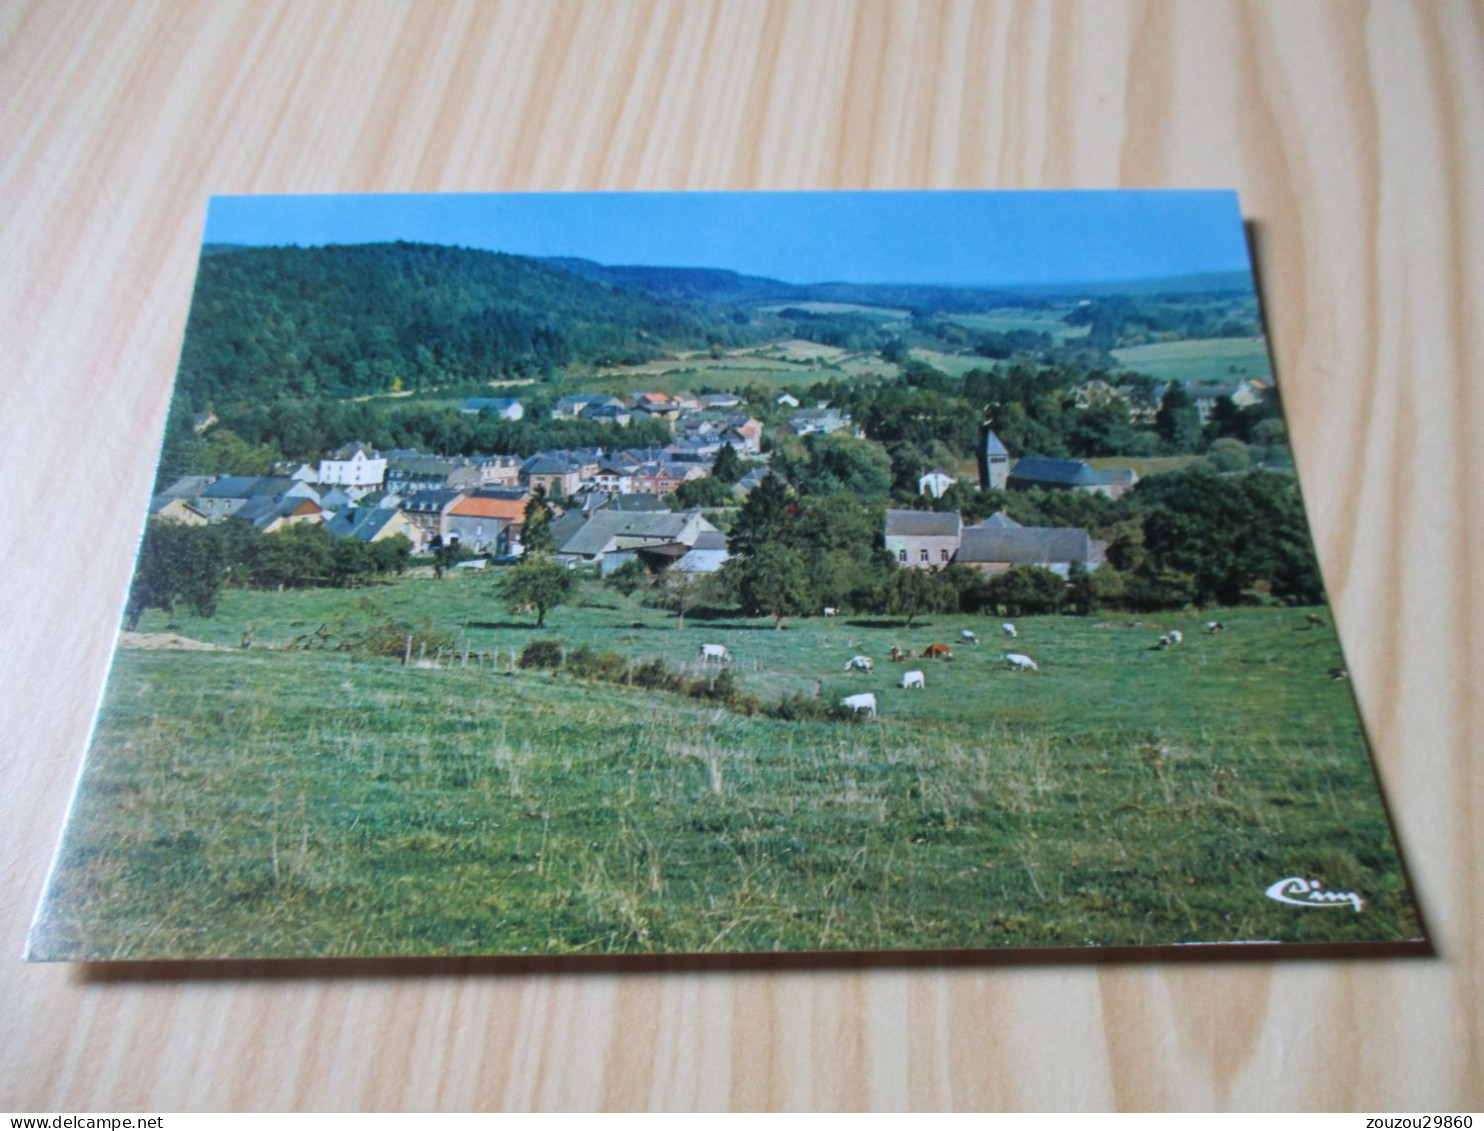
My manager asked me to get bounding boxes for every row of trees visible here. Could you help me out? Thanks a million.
[124,520,412,630]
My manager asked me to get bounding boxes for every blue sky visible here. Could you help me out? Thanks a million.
[203,191,1252,288]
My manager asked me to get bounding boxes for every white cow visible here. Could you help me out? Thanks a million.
[823,606,838,617]
[844,654,874,672]
[841,692,878,717]
[901,669,925,689]
[699,643,731,664]
[1168,629,1183,644]
[1005,652,1038,671]
[1002,622,1018,638]
[961,629,979,645]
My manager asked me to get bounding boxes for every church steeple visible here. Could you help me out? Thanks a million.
[979,428,1010,491]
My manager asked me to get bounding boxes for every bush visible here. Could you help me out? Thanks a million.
[629,658,682,692]
[566,645,629,682]
[603,558,649,596]
[517,639,566,670]
[767,694,859,723]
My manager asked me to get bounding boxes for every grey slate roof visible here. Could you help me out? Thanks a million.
[979,511,1023,529]
[325,507,403,541]
[1007,457,1107,488]
[884,509,962,537]
[159,475,216,498]
[957,526,1105,567]
[556,511,709,557]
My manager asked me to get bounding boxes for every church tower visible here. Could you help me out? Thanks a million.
[980,428,1010,492]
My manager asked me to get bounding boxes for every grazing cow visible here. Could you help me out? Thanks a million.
[1306,614,1327,628]
[1168,629,1183,645]
[1005,653,1038,671]
[901,669,925,690]
[922,643,954,660]
[823,606,837,617]
[841,692,878,717]
[889,644,910,662]
[961,629,979,645]
[844,654,874,673]
[1205,621,1226,634]
[1154,635,1171,650]
[699,643,731,664]
[1328,667,1350,681]
[1002,622,1018,638]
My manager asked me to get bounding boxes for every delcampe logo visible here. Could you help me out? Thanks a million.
[1265,876,1364,912]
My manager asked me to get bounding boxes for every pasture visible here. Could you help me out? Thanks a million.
[1111,336,1275,385]
[941,307,1092,343]
[31,576,1419,959]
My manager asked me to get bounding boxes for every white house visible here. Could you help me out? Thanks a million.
[317,444,387,489]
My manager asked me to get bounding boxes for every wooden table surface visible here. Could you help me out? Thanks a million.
[2,0,1480,1112]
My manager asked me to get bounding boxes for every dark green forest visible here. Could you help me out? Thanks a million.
[175,243,773,408]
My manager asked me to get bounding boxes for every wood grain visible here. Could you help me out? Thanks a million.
[1,0,1480,1110]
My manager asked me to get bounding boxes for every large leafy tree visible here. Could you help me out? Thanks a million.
[497,555,573,628]
[124,520,224,630]
[722,543,809,629]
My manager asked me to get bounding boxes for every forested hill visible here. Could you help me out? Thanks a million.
[542,257,1028,314]
[174,242,762,409]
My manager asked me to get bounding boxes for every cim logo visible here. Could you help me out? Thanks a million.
[1265,876,1364,912]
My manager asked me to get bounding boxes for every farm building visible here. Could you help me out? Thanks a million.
[552,510,725,575]
[884,509,963,568]
[953,524,1106,578]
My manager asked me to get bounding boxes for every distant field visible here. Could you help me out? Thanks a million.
[756,302,910,320]
[1112,336,1274,385]
[31,576,1418,959]
[910,348,995,377]
[942,307,1092,343]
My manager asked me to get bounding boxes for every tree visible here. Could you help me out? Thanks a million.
[1155,384,1203,452]
[124,520,224,630]
[672,475,734,509]
[727,473,795,557]
[710,443,743,485]
[431,538,473,579]
[496,555,574,628]
[984,566,1066,616]
[521,485,555,557]
[886,566,952,628]
[722,543,809,628]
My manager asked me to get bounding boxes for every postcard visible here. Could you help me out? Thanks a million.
[28,190,1422,960]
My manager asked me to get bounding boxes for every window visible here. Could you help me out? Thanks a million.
[920,549,929,563]
[941,549,949,562]
[898,549,907,564]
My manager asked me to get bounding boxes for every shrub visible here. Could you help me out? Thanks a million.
[629,658,681,692]
[566,645,629,682]
[517,639,566,670]
[767,694,859,723]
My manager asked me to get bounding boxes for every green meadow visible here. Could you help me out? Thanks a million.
[31,577,1418,959]
[1111,336,1274,385]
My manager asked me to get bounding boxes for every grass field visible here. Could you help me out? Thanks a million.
[30,577,1418,959]
[1111,336,1274,385]
[941,307,1092,343]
